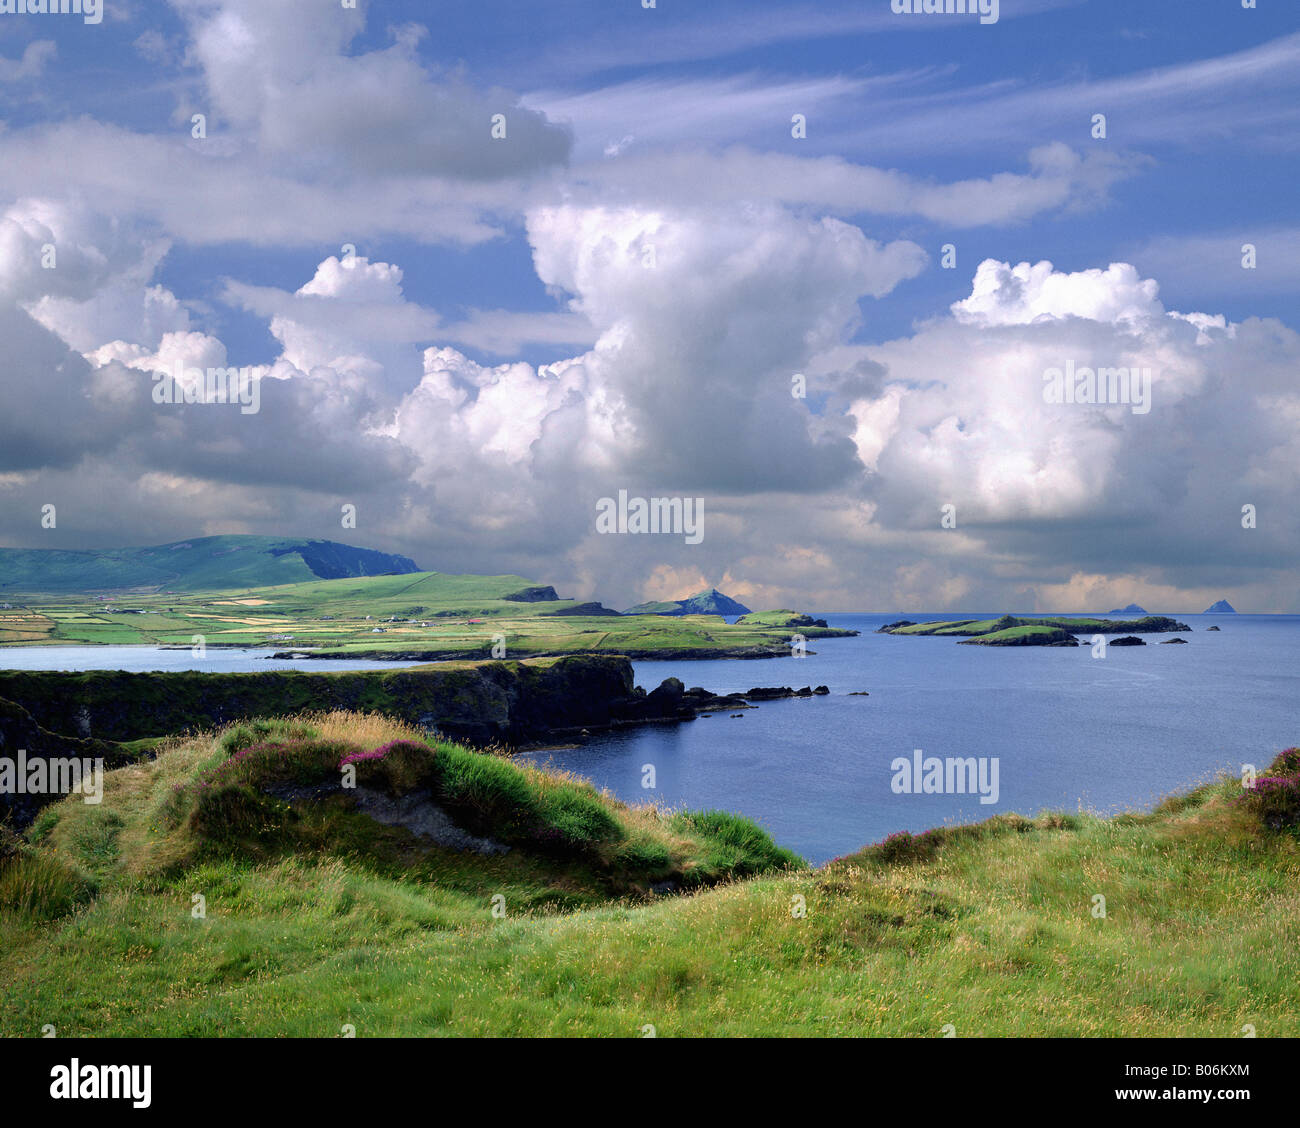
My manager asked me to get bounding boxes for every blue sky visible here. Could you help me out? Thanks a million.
[7,0,1296,359]
[0,0,1296,610]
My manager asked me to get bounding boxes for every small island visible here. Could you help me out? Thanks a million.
[1204,599,1237,613]
[879,613,1191,646]
[732,610,855,637]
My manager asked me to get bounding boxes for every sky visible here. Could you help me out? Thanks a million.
[0,0,1296,612]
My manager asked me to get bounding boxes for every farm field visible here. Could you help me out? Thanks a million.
[0,572,840,659]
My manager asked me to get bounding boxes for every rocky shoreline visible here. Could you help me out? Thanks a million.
[553,677,834,740]
[0,657,848,827]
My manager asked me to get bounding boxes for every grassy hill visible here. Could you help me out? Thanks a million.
[624,588,752,617]
[0,536,419,594]
[1,713,1295,1036]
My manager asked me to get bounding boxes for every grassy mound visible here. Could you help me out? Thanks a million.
[24,712,801,909]
[1,724,1295,1036]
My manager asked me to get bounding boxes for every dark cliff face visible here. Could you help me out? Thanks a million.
[542,602,621,617]
[0,697,126,829]
[271,540,420,579]
[0,656,639,749]
[503,586,559,602]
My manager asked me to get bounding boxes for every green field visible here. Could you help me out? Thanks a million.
[0,572,846,659]
[2,712,1296,1036]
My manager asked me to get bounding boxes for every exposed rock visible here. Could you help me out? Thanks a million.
[601,680,836,727]
[623,588,752,617]
[1206,625,1221,631]
[745,685,830,700]
[502,585,559,602]
[542,601,621,617]
[646,677,685,710]
[0,656,643,747]
[1109,636,1146,646]
[877,620,916,632]
[352,786,510,855]
[1160,638,1189,644]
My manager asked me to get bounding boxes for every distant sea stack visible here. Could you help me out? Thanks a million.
[1204,600,1237,613]
[1108,603,1147,615]
[624,588,752,617]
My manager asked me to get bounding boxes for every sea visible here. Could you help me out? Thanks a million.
[3,613,1296,864]
[521,612,1299,863]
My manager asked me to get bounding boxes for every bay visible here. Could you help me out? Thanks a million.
[521,612,1299,864]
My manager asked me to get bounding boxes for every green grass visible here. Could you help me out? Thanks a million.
[0,572,839,659]
[958,624,1076,645]
[1,718,1296,1037]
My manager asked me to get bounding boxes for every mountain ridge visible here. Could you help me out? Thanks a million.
[0,535,420,594]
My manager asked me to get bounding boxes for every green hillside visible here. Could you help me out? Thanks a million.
[0,536,419,594]
[0,571,831,659]
[2,711,1295,1036]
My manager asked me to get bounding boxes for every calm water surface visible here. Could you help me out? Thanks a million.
[5,619,1295,865]
[0,646,426,673]
[521,612,1299,864]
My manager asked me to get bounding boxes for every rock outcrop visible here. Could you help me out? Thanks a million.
[542,601,621,616]
[503,586,559,602]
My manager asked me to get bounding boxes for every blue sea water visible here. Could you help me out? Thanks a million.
[520,612,1300,864]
